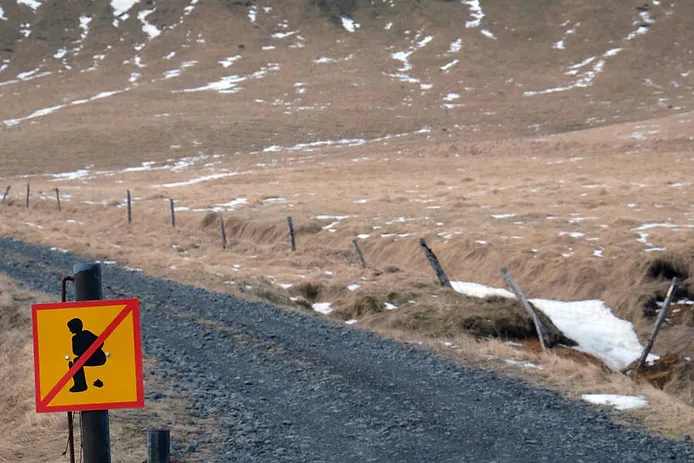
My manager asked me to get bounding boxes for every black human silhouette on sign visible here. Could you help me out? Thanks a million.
[67,318,107,393]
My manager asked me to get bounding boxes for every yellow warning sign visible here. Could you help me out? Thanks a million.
[32,299,144,413]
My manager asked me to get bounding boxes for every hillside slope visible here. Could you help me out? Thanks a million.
[1,0,693,175]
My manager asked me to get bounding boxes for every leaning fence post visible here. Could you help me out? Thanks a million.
[501,268,548,351]
[352,239,367,268]
[220,214,227,249]
[26,183,30,209]
[287,216,296,252]
[1,185,10,203]
[634,277,679,373]
[147,429,170,463]
[419,238,452,287]
[169,199,176,228]
[56,188,62,212]
[126,190,132,224]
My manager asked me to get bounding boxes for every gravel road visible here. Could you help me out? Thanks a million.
[1,237,692,462]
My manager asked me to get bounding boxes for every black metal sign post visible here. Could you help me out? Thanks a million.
[73,263,111,463]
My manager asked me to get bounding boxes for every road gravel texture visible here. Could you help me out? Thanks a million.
[1,237,692,462]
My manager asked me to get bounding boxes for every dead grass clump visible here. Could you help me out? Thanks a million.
[665,361,694,404]
[295,281,322,302]
[647,257,689,281]
[201,212,219,228]
[295,220,323,235]
[336,294,384,320]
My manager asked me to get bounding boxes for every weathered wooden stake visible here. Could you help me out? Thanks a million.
[634,277,679,373]
[1,185,10,203]
[56,188,62,212]
[169,199,176,228]
[287,216,296,252]
[126,190,132,224]
[501,268,548,352]
[220,214,227,249]
[352,239,367,268]
[419,238,452,288]
[147,430,170,463]
[26,183,30,209]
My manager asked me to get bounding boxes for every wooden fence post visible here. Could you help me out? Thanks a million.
[26,183,30,209]
[147,430,170,463]
[220,214,227,250]
[634,277,679,373]
[287,216,296,252]
[352,239,367,268]
[169,199,176,228]
[419,238,452,287]
[56,188,62,212]
[500,268,549,351]
[126,190,132,224]
[1,185,10,203]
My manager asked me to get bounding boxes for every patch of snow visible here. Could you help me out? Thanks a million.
[154,172,245,188]
[532,299,658,371]
[553,40,565,50]
[451,280,656,371]
[461,0,484,28]
[481,29,496,40]
[347,284,361,291]
[345,319,358,325]
[451,281,515,299]
[505,359,542,369]
[449,38,462,53]
[341,17,360,32]
[17,0,42,10]
[582,394,648,410]
[219,55,241,68]
[491,213,517,219]
[272,31,297,39]
[385,22,393,30]
[54,48,67,59]
[386,35,433,85]
[210,198,249,211]
[312,302,333,314]
[111,0,138,18]
[440,60,459,72]
[138,9,161,39]
[384,302,398,310]
[0,7,6,20]
[248,5,256,23]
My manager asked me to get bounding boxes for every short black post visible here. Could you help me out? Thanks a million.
[352,239,367,268]
[147,430,171,463]
[419,238,452,288]
[169,199,176,228]
[127,190,132,224]
[73,263,111,463]
[1,185,10,203]
[220,214,227,249]
[287,216,296,252]
[26,183,30,209]
[56,188,62,212]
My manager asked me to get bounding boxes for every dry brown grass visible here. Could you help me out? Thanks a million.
[2,112,694,438]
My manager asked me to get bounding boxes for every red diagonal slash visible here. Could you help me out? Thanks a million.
[40,304,132,408]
